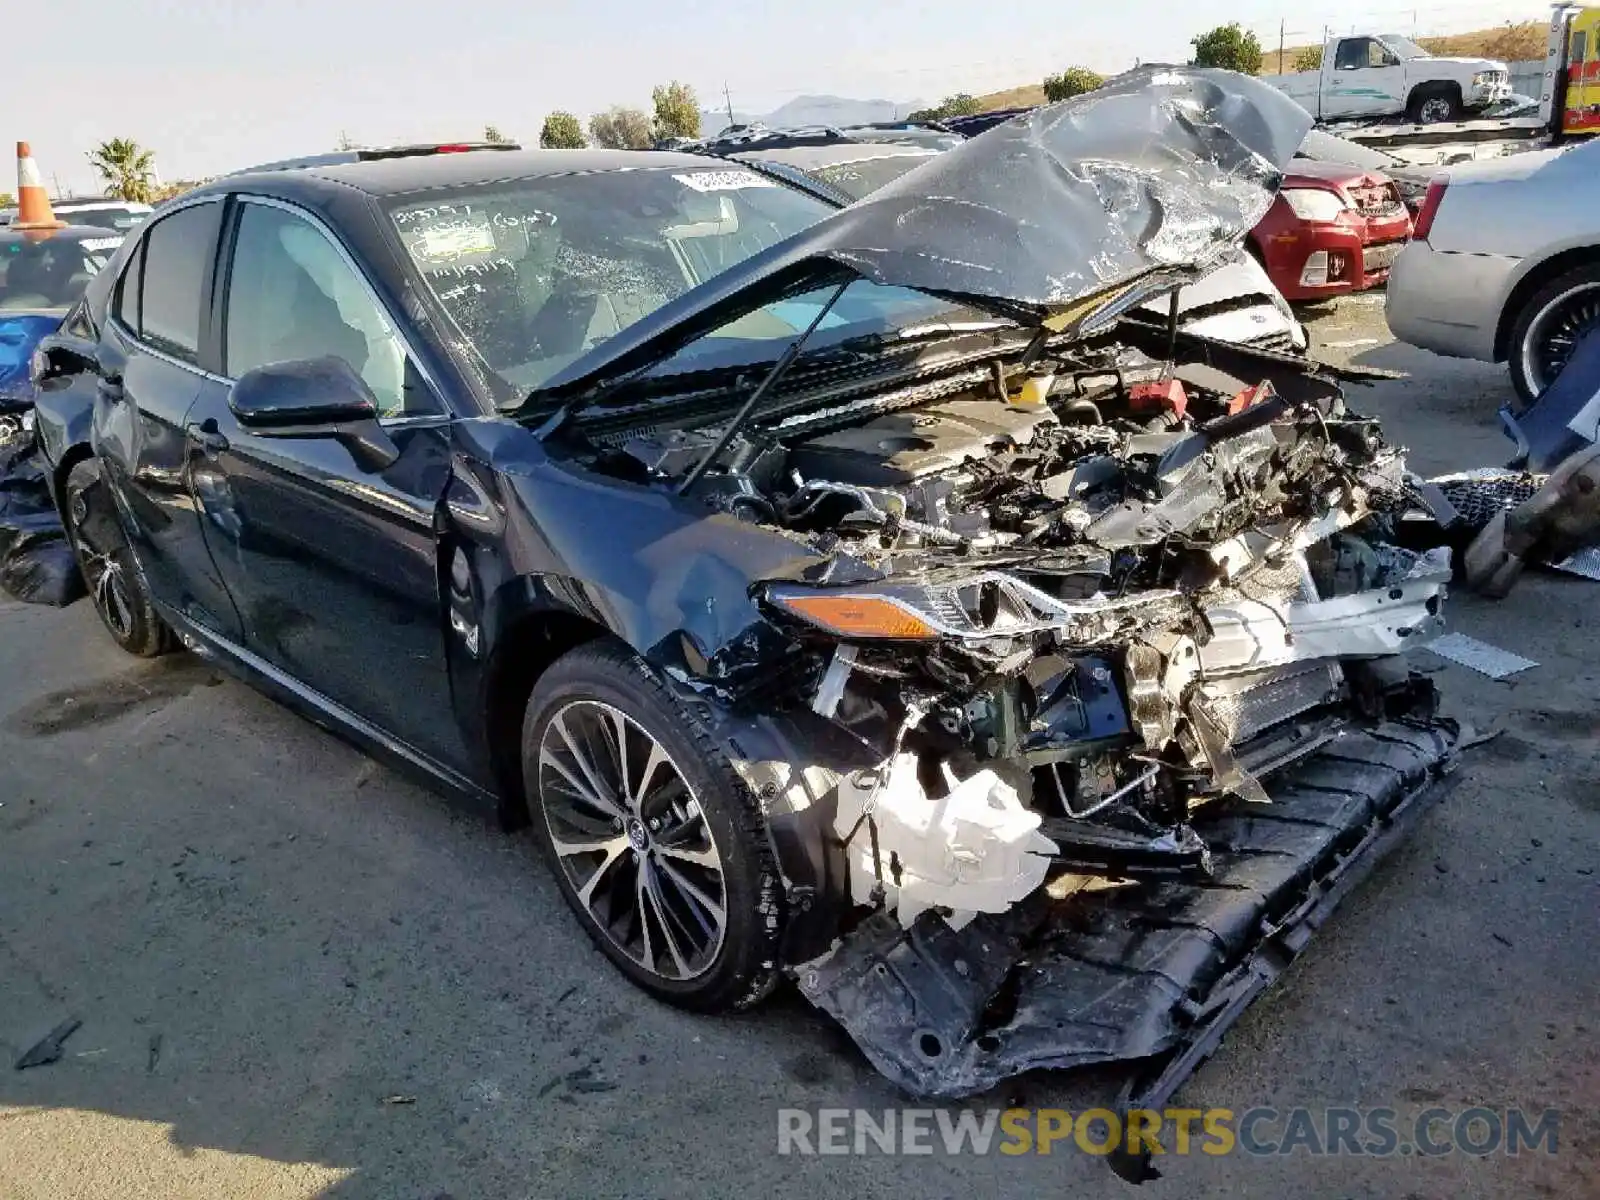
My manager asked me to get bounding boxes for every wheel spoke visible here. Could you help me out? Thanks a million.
[654,838,720,869]
[550,831,630,860]
[638,860,692,977]
[654,856,725,940]
[550,711,624,818]
[544,753,624,821]
[573,838,630,908]
[605,707,632,811]
[632,740,669,812]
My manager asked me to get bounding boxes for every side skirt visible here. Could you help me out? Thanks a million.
[159,602,501,813]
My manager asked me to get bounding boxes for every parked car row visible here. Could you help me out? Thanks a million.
[691,115,1423,310]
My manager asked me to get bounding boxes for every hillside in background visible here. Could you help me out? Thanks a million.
[973,21,1548,112]
[700,93,925,135]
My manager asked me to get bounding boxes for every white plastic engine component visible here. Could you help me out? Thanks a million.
[835,754,1058,930]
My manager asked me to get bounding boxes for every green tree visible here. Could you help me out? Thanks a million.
[908,93,982,122]
[651,81,701,140]
[1043,67,1105,102]
[587,106,654,149]
[0,191,14,208]
[1190,23,1264,74]
[539,112,588,149]
[1292,45,1323,72]
[483,124,513,145]
[86,138,157,203]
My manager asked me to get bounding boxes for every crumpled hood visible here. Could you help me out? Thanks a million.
[532,65,1312,406]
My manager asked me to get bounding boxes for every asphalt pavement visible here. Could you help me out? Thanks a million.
[1,296,1596,1199]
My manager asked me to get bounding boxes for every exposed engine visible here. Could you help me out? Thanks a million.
[592,331,1450,926]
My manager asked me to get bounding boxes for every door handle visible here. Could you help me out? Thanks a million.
[185,419,230,456]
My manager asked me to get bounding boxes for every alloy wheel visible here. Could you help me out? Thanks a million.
[1522,282,1600,395]
[1418,97,1454,123]
[538,700,728,981]
[69,487,136,641]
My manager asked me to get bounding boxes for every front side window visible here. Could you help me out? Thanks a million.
[224,202,429,417]
[1335,38,1377,70]
[137,202,222,361]
[386,166,843,397]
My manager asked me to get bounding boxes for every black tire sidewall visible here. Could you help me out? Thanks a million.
[63,458,171,658]
[1509,265,1600,407]
[520,640,785,1013]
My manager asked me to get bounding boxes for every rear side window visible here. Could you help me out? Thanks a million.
[136,202,222,362]
[113,237,144,331]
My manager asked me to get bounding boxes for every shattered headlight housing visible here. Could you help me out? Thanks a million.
[1280,188,1347,222]
[765,574,1184,646]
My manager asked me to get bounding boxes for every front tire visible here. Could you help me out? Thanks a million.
[1508,264,1600,406]
[521,640,785,1013]
[62,458,174,658]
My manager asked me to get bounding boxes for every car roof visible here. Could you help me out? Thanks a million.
[731,142,938,170]
[0,223,124,246]
[216,148,724,201]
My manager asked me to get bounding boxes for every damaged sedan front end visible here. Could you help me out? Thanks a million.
[516,67,1461,1138]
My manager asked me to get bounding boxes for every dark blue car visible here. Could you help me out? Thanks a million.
[26,73,1463,1140]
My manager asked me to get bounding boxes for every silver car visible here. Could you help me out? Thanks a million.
[1386,139,1600,403]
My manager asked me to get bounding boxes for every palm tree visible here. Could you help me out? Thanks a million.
[86,139,157,203]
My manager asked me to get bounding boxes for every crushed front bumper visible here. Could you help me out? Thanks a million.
[798,717,1458,1137]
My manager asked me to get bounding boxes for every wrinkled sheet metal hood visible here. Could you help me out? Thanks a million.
[531,66,1312,406]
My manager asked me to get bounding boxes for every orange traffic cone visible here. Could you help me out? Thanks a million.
[11,142,65,231]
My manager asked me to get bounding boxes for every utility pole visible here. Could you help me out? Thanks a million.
[1279,19,1286,73]
[50,171,64,199]
[723,82,736,128]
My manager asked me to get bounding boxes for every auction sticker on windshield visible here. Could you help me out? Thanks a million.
[672,170,776,192]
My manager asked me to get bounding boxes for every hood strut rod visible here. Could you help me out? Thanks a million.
[677,279,851,496]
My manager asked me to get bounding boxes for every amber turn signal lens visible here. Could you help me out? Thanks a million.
[774,593,939,640]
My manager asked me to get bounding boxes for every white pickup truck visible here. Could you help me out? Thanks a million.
[1263,33,1512,125]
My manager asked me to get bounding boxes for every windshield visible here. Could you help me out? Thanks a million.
[388,165,968,398]
[59,207,148,231]
[1296,129,1400,170]
[0,237,115,312]
[1381,36,1431,60]
[808,152,940,202]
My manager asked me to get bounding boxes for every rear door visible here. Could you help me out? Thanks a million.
[183,196,468,771]
[93,197,242,637]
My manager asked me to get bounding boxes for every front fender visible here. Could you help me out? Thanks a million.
[447,416,835,674]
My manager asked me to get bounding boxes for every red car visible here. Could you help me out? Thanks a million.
[1249,160,1413,302]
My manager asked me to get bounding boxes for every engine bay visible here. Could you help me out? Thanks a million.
[573,326,1451,926]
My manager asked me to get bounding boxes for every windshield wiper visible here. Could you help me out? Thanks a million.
[677,279,851,496]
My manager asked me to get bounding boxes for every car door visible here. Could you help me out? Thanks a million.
[184,195,469,772]
[1330,37,1403,117]
[92,197,243,638]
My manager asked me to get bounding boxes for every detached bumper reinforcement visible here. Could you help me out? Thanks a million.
[797,718,1460,1173]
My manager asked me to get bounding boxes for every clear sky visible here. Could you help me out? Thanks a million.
[9,0,1542,196]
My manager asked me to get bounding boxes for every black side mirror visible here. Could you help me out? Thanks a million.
[228,356,400,471]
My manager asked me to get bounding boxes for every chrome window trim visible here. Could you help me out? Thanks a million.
[109,194,225,375]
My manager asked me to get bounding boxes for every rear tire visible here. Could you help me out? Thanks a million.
[62,458,174,658]
[1407,86,1462,124]
[521,640,786,1013]
[1507,263,1600,406]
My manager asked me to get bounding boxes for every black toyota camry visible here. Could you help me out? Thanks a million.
[31,68,1461,1136]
